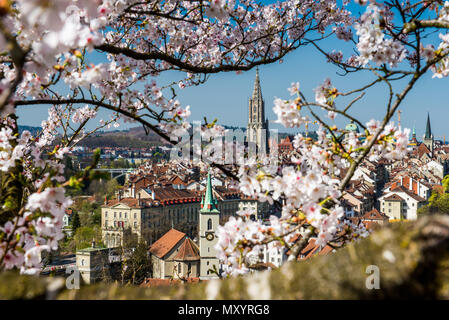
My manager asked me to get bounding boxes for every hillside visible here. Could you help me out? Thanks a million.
[78,127,165,148]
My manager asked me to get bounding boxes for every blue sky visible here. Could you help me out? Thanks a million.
[16,2,449,141]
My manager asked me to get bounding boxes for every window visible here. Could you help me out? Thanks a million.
[178,263,181,274]
[119,212,122,218]
[124,212,127,219]
[134,213,137,219]
[134,221,137,228]
[207,219,212,230]
[105,212,108,218]
[81,259,85,266]
[114,212,116,218]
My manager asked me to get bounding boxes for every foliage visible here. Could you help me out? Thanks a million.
[419,175,449,215]
[73,226,104,251]
[71,212,81,232]
[120,240,152,286]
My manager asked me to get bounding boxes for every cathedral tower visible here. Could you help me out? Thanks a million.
[247,68,269,154]
[423,112,434,153]
[199,171,220,279]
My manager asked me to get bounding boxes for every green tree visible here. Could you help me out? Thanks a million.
[73,226,103,250]
[418,175,449,215]
[120,240,152,285]
[71,212,81,232]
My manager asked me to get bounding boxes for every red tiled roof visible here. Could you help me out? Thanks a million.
[149,228,186,259]
[384,194,404,201]
[173,238,200,261]
[153,187,200,202]
[416,143,431,158]
[362,208,389,221]
[103,197,142,208]
[390,185,427,202]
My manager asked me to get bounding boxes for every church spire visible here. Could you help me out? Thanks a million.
[200,171,219,213]
[425,112,432,139]
[252,67,262,100]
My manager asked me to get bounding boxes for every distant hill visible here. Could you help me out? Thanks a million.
[18,125,41,136]
[18,124,314,148]
[79,126,165,148]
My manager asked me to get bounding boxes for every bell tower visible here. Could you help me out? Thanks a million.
[199,171,220,279]
[247,68,269,154]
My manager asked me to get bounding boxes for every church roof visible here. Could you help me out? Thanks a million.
[149,228,186,259]
[173,237,200,261]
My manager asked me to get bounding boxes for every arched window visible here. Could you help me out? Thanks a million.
[207,219,212,230]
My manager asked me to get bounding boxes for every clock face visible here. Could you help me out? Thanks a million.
[205,232,215,241]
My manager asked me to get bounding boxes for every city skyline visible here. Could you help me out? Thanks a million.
[16,41,449,139]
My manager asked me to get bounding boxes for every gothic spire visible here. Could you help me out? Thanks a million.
[252,67,262,101]
[425,112,432,139]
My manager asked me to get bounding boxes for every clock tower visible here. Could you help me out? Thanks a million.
[199,171,220,279]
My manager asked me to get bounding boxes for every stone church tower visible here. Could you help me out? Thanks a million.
[199,171,220,279]
[247,68,269,154]
[423,112,434,154]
